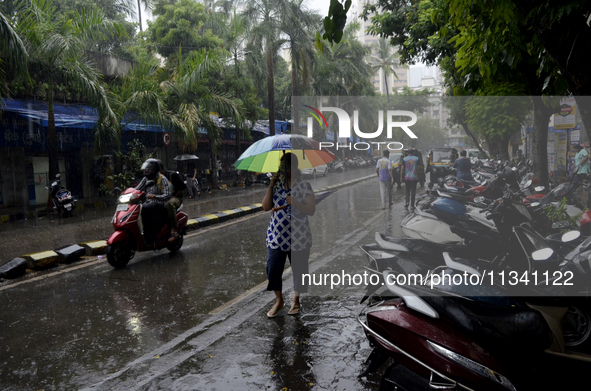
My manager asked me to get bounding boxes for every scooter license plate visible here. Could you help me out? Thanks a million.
[63,204,71,208]
[116,204,129,212]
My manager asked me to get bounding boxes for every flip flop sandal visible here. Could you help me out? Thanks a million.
[267,304,284,318]
[288,305,301,316]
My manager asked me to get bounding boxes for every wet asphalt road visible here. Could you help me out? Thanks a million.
[1,167,415,390]
[0,169,375,264]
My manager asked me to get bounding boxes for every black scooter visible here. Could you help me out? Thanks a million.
[47,174,77,217]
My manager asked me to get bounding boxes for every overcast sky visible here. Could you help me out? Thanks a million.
[309,0,332,17]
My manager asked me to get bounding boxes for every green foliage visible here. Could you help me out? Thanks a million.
[465,94,530,141]
[318,0,351,50]
[310,22,374,96]
[149,0,224,58]
[102,139,152,196]
[543,197,584,231]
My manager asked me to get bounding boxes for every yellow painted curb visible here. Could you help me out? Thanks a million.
[22,250,59,269]
[81,240,108,256]
[201,214,219,220]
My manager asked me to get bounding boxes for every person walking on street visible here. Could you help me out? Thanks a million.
[376,150,393,209]
[573,144,591,182]
[186,166,201,198]
[453,150,473,182]
[401,150,419,210]
[262,153,316,318]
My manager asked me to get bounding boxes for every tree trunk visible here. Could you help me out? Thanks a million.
[460,120,489,158]
[235,128,242,184]
[47,80,59,180]
[486,135,499,158]
[499,133,512,162]
[291,57,299,134]
[137,0,143,32]
[266,45,275,136]
[531,96,552,187]
[210,149,218,189]
[384,70,390,104]
[574,96,591,143]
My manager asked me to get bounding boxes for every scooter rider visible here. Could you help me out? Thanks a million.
[156,159,186,242]
[135,158,172,243]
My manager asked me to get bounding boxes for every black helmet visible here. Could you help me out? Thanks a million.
[141,158,161,179]
[155,159,164,172]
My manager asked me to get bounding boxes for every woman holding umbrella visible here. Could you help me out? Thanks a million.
[262,153,316,318]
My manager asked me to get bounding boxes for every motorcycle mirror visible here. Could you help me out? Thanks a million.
[512,167,517,171]
[534,186,545,192]
[524,179,532,188]
[530,202,540,207]
[532,248,554,261]
[498,160,502,164]
[474,196,485,203]
[561,231,581,242]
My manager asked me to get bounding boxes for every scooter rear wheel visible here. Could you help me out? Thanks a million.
[107,243,134,268]
[167,234,183,253]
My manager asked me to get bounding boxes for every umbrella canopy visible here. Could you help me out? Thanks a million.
[174,154,199,161]
[234,134,335,172]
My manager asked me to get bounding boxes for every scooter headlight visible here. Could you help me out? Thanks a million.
[427,341,517,391]
[118,194,133,203]
[119,193,140,204]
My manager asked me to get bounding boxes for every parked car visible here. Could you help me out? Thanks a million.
[465,148,489,163]
[301,164,328,178]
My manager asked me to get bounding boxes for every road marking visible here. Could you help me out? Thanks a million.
[0,258,104,292]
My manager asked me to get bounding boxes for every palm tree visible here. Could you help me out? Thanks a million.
[368,37,399,103]
[311,22,373,96]
[163,49,242,189]
[223,9,248,76]
[17,0,124,178]
[0,10,28,100]
[281,0,319,130]
[242,0,288,136]
[136,0,154,32]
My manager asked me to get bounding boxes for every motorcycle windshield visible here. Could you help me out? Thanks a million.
[540,183,568,205]
[519,173,534,189]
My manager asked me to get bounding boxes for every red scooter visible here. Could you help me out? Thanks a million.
[358,267,591,391]
[106,185,188,268]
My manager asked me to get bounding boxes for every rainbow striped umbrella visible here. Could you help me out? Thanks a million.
[233,134,335,172]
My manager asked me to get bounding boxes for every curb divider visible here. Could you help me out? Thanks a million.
[0,174,374,281]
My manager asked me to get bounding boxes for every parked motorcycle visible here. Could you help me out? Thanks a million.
[358,230,591,390]
[244,172,272,186]
[106,183,189,268]
[333,159,345,172]
[46,174,77,217]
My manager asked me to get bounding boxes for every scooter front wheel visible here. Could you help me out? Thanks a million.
[107,242,135,268]
[167,234,183,253]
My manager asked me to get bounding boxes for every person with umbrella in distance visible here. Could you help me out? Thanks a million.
[262,153,316,318]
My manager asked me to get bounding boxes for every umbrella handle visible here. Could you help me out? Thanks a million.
[271,205,288,212]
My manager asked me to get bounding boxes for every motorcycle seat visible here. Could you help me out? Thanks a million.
[423,295,552,355]
[458,179,480,187]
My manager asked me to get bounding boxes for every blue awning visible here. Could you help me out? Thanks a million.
[2,99,166,132]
